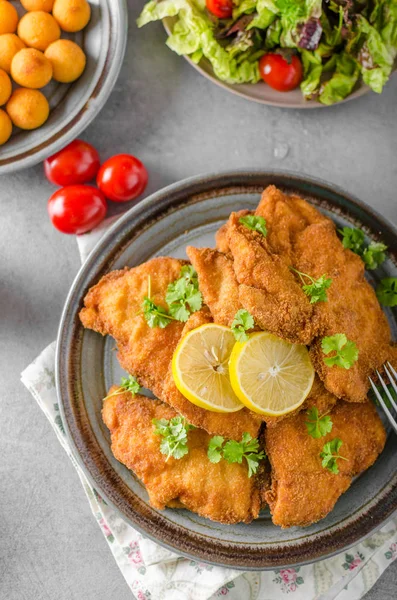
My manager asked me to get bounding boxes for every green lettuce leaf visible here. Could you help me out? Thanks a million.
[319,52,360,105]
[247,0,278,30]
[137,0,260,84]
[300,49,322,99]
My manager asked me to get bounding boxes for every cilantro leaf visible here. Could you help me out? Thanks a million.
[142,297,173,328]
[208,432,266,478]
[362,242,388,270]
[239,215,267,237]
[103,375,141,401]
[207,436,224,464]
[338,227,387,270]
[305,407,333,439]
[291,268,332,304]
[320,438,347,474]
[152,416,195,461]
[338,227,365,253]
[166,266,203,322]
[321,334,359,369]
[376,278,397,307]
[231,309,254,342]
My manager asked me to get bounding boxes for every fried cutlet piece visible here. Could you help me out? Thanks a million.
[215,209,251,255]
[79,257,186,396]
[102,389,262,524]
[80,258,262,440]
[186,246,241,326]
[161,308,264,439]
[264,400,386,528]
[293,220,394,402]
[226,211,317,344]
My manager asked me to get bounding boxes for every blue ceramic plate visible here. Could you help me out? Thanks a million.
[56,171,397,569]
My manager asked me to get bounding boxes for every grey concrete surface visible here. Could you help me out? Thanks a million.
[1,1,397,598]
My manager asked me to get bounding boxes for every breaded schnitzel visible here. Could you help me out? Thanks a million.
[264,400,386,528]
[80,257,263,440]
[102,388,262,524]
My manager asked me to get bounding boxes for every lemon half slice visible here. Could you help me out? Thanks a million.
[172,324,244,413]
[229,332,314,416]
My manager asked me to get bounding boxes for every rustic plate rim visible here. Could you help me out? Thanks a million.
[56,170,397,570]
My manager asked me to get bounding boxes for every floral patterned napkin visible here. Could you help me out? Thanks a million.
[21,219,397,600]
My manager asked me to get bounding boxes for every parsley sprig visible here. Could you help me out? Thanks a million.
[165,265,203,322]
[320,438,348,474]
[338,227,387,270]
[231,309,254,342]
[207,432,265,478]
[290,268,332,304]
[239,215,268,237]
[305,407,333,439]
[142,276,177,328]
[103,375,140,401]
[376,278,397,307]
[321,334,359,369]
[152,416,195,461]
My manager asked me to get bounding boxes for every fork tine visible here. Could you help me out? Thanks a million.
[376,370,397,413]
[369,377,397,434]
[383,365,397,412]
[387,361,397,382]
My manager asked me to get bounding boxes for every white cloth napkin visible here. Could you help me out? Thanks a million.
[21,217,397,600]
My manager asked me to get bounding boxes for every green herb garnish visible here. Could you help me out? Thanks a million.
[103,375,140,401]
[290,268,332,303]
[376,278,397,307]
[338,227,387,270]
[321,333,359,369]
[165,265,203,322]
[152,416,195,461]
[207,432,265,478]
[305,407,333,439]
[142,276,176,328]
[231,309,254,342]
[320,438,347,474]
[239,215,268,237]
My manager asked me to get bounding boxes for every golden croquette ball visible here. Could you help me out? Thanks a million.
[52,0,91,33]
[45,39,85,83]
[11,48,53,89]
[0,1,19,35]
[6,88,49,129]
[0,108,12,144]
[0,34,26,73]
[20,0,55,11]
[17,11,61,51]
[0,68,12,105]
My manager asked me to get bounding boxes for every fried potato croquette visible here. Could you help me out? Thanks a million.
[264,401,386,528]
[18,11,61,51]
[0,108,12,144]
[11,48,52,88]
[0,68,12,105]
[0,2,19,35]
[53,0,91,32]
[45,39,85,82]
[20,0,55,11]
[102,389,262,524]
[0,33,26,73]
[6,87,49,129]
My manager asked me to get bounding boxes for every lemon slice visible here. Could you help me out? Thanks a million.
[229,332,314,416]
[172,324,244,413]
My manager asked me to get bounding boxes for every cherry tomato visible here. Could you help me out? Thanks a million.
[97,154,148,203]
[206,0,233,19]
[48,185,107,234]
[259,53,303,92]
[44,139,100,186]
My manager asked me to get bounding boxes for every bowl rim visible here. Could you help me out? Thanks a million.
[0,0,128,175]
[56,170,397,570]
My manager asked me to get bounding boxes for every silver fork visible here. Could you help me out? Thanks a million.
[369,362,397,434]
